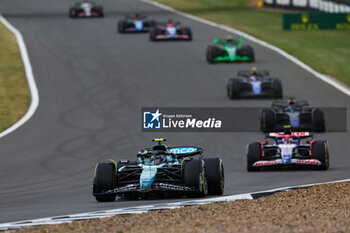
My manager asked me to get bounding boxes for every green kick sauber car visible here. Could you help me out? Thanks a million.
[206,37,255,63]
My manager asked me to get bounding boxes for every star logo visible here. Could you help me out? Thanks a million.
[151,109,162,123]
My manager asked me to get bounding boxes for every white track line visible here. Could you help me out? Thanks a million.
[1,179,349,231]
[140,0,350,97]
[0,15,39,138]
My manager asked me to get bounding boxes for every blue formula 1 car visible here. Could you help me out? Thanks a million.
[118,14,156,33]
[260,99,325,132]
[227,69,283,99]
[92,138,224,202]
[247,126,329,171]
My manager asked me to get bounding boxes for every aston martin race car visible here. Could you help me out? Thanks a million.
[149,21,192,41]
[260,99,325,132]
[247,127,329,171]
[69,1,103,18]
[227,69,283,99]
[92,138,224,202]
[206,37,254,63]
[118,14,156,33]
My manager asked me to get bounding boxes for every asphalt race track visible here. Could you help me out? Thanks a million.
[0,0,349,223]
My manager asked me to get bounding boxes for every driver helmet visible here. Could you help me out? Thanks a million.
[251,67,258,76]
[226,35,233,43]
[288,98,296,105]
[167,19,174,26]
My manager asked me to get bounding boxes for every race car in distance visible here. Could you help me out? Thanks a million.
[260,99,325,132]
[149,20,192,41]
[92,138,224,202]
[247,126,329,171]
[69,1,103,18]
[118,14,156,33]
[206,36,254,63]
[227,69,282,99]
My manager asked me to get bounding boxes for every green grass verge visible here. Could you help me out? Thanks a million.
[155,0,350,85]
[0,22,30,132]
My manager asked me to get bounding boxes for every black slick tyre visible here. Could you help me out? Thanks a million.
[312,141,329,170]
[184,159,208,197]
[227,78,241,99]
[93,162,116,202]
[203,158,224,195]
[247,142,261,171]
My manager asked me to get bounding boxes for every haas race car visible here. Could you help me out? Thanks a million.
[92,138,224,202]
[227,68,283,99]
[149,21,192,41]
[206,36,254,63]
[118,14,156,33]
[247,127,329,171]
[69,1,103,18]
[260,99,325,132]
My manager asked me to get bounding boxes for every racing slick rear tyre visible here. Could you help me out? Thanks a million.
[271,78,283,98]
[184,159,208,197]
[203,158,224,195]
[93,162,116,202]
[312,109,325,132]
[227,78,241,99]
[247,142,262,171]
[312,141,329,170]
[260,109,275,132]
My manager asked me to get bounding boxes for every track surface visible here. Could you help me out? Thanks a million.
[0,0,349,223]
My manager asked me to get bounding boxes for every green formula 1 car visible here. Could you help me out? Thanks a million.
[206,37,255,63]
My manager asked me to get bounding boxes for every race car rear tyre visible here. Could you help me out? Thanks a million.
[93,162,116,202]
[271,78,283,98]
[312,141,329,170]
[247,142,261,171]
[260,109,275,132]
[184,159,208,197]
[312,109,325,132]
[227,78,241,99]
[203,158,224,195]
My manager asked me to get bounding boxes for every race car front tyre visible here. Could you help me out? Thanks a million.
[227,78,241,99]
[237,45,255,62]
[149,28,157,41]
[271,78,283,98]
[69,8,76,18]
[118,20,127,33]
[247,142,261,171]
[203,158,224,195]
[93,162,116,202]
[183,27,192,41]
[206,45,223,63]
[184,159,208,197]
[312,141,329,170]
[312,109,325,132]
[260,109,275,132]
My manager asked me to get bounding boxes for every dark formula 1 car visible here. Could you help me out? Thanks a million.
[69,1,103,18]
[206,37,254,63]
[227,70,283,99]
[260,99,325,132]
[118,14,156,33]
[92,138,224,202]
[149,21,192,41]
[247,127,330,171]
